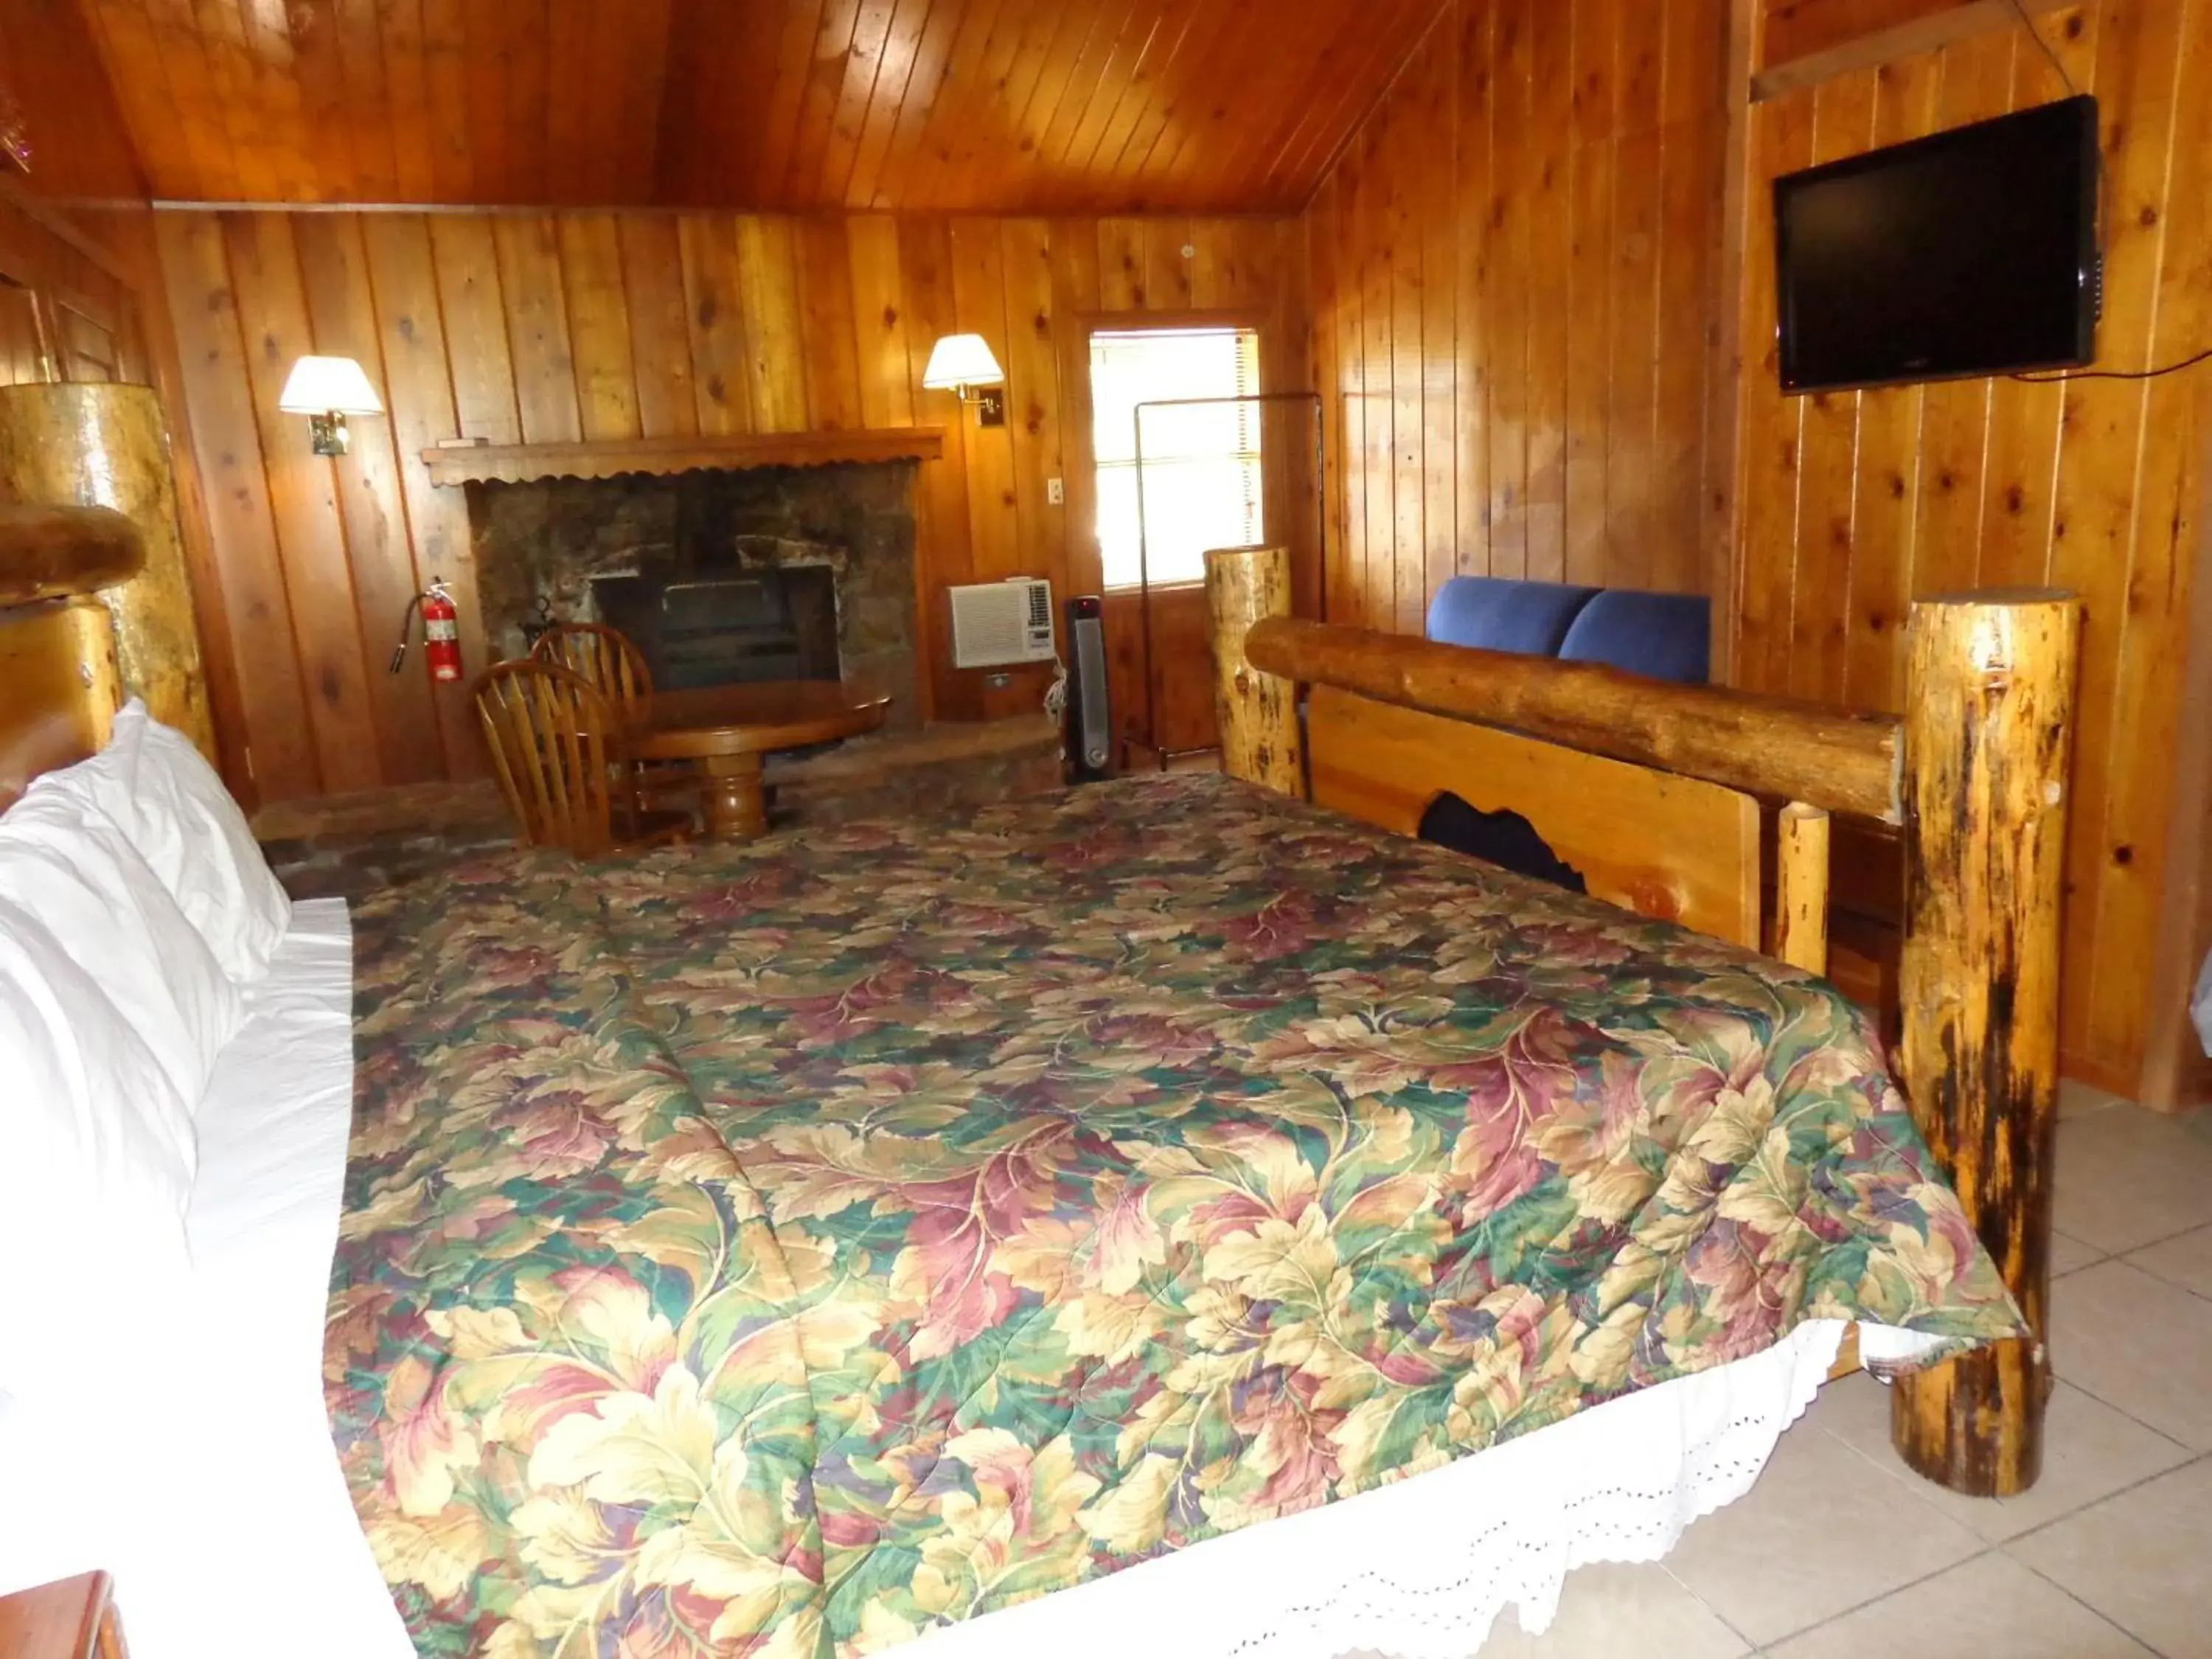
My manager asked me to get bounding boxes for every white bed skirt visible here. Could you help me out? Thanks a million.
[0,900,1915,1659]
[908,1321,1850,1659]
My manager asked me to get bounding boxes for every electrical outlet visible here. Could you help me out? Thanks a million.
[1047,477,1065,506]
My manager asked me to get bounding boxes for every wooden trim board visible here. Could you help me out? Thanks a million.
[1753,0,2078,102]
[1709,0,1761,687]
[420,427,947,487]
[1307,685,1763,950]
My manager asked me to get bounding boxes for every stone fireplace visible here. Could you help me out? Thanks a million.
[468,460,923,732]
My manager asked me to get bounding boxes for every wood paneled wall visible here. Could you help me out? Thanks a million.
[1730,0,2212,1098]
[1305,0,1733,635]
[155,209,1307,804]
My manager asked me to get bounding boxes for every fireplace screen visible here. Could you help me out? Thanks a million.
[592,567,840,691]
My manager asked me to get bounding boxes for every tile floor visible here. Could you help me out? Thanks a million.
[1467,1084,2212,1659]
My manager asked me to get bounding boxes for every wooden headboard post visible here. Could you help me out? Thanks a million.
[1205,546,1304,796]
[0,504,142,811]
[1222,590,2083,1500]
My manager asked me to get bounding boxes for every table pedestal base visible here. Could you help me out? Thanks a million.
[700,752,769,840]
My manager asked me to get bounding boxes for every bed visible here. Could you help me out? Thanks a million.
[0,539,2076,1659]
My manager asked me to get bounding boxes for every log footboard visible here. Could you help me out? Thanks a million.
[1208,549,2080,1498]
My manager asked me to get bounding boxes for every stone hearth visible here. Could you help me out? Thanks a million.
[469,461,923,731]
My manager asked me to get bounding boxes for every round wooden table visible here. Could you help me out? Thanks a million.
[628,681,891,841]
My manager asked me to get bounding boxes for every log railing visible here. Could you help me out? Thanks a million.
[0,503,142,607]
[1245,618,1905,823]
[1219,591,2082,1498]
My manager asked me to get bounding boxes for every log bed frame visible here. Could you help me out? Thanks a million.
[1208,546,2081,1499]
[1,513,2079,1500]
[0,507,138,813]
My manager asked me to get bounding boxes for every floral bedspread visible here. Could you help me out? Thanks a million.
[326,773,2024,1659]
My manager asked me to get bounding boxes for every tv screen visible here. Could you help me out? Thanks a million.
[1775,94,2100,394]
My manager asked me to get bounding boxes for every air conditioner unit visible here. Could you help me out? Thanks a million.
[950,577,1057,668]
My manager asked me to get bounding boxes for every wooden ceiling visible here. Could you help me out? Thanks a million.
[70,0,1445,212]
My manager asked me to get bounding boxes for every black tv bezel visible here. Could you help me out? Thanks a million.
[1773,93,2101,396]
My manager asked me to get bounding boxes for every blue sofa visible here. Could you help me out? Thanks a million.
[1425,577,1712,685]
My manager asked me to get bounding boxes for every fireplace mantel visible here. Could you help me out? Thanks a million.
[421,427,946,487]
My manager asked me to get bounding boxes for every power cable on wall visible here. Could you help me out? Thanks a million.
[1999,0,2208,384]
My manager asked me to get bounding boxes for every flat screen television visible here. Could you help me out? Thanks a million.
[1775,94,2101,394]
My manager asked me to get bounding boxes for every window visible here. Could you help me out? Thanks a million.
[1091,326,1262,589]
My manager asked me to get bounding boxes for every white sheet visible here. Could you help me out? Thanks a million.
[0,899,409,1659]
[0,897,1929,1659]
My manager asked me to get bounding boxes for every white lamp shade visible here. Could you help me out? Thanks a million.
[922,333,1005,391]
[277,355,384,415]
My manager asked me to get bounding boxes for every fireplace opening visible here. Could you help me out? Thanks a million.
[593,567,840,690]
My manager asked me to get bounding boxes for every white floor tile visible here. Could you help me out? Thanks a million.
[2008,1458,2212,1659]
[2058,1079,2132,1121]
[2049,1260,2212,1449]
[1473,1561,1747,1659]
[2050,1228,2104,1277]
[1801,1371,2193,1541]
[2125,1222,2212,1298]
[1762,1552,2154,1659]
[1663,1420,1981,1646]
[2052,1105,2212,1254]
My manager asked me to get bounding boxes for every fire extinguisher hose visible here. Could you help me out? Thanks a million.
[390,591,423,675]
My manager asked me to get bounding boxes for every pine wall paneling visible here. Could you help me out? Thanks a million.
[2143,462,2212,1110]
[1305,0,1734,636]
[1729,0,2212,1101]
[156,209,1310,804]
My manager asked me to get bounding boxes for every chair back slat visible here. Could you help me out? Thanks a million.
[474,660,622,857]
[533,622,652,717]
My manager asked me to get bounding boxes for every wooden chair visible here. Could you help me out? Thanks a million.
[532,621,652,715]
[474,661,689,858]
[532,620,700,816]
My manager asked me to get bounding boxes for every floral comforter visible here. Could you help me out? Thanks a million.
[327,773,2023,1659]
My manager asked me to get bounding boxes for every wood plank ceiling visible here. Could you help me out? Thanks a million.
[72,0,1445,212]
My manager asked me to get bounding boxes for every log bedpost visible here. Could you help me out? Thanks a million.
[0,383,216,760]
[1775,802,1832,974]
[1889,588,2081,1497]
[1206,546,1304,796]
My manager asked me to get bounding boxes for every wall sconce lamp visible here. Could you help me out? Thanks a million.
[278,355,385,456]
[922,333,1007,427]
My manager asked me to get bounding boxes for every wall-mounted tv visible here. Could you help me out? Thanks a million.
[1775,94,2101,394]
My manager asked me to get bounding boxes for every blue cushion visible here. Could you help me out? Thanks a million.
[1425,577,1599,656]
[1557,590,1712,685]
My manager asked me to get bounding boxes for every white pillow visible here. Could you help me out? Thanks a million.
[30,701,291,985]
[0,900,196,1402]
[0,790,243,1111]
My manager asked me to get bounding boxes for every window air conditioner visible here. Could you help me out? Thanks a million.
[949,577,1057,668]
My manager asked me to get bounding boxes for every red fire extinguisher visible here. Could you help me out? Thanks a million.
[391,577,465,684]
